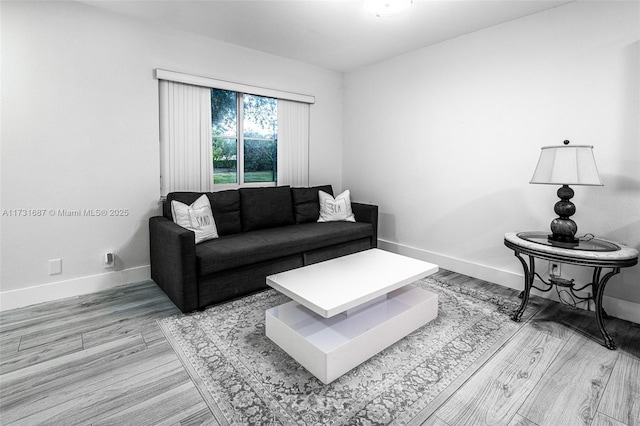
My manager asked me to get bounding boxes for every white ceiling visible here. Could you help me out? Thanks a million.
[81,0,573,72]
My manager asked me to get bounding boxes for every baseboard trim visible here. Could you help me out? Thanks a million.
[0,265,151,311]
[3,243,638,324]
[378,239,640,325]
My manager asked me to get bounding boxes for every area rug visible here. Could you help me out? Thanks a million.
[158,277,536,425]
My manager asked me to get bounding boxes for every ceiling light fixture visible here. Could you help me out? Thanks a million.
[364,0,413,17]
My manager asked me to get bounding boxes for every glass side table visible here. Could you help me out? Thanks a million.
[504,231,638,350]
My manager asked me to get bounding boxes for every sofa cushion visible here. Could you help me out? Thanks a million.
[240,186,295,232]
[170,194,219,244]
[291,185,333,223]
[209,190,241,235]
[195,221,373,275]
[166,191,241,236]
[318,189,356,222]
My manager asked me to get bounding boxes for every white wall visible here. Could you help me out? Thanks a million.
[0,1,343,309]
[344,1,640,319]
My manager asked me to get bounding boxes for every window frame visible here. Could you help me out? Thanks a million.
[212,91,278,190]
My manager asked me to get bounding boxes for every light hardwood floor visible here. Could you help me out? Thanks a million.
[1,270,638,425]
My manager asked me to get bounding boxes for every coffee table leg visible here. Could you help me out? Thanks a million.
[593,267,620,350]
[511,253,534,322]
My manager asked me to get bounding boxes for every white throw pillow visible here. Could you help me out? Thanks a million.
[171,194,219,244]
[318,190,356,222]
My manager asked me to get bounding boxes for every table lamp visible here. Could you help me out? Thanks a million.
[530,140,603,245]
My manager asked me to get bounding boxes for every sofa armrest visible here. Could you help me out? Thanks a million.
[352,202,379,248]
[149,216,198,312]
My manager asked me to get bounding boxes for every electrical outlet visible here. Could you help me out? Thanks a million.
[49,259,62,275]
[104,252,115,268]
[550,262,561,277]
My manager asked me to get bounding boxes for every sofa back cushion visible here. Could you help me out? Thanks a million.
[165,190,241,236]
[239,186,295,232]
[208,190,242,235]
[291,185,333,223]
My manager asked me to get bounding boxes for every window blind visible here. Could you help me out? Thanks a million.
[159,80,213,196]
[277,99,310,187]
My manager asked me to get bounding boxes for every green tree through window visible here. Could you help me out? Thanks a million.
[211,89,277,185]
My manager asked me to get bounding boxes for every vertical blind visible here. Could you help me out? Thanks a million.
[277,99,310,187]
[159,80,213,196]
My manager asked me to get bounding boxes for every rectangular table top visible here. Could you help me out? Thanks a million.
[266,248,438,318]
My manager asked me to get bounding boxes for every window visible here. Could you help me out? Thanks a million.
[211,89,277,185]
[157,69,313,196]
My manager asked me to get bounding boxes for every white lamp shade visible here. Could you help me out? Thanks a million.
[530,145,603,186]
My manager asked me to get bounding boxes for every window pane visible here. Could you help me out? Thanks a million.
[244,139,277,182]
[213,138,238,184]
[211,89,237,136]
[243,95,277,139]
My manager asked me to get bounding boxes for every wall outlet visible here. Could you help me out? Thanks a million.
[550,262,561,277]
[104,252,115,268]
[49,259,62,275]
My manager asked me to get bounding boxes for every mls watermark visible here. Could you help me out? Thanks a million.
[1,208,130,217]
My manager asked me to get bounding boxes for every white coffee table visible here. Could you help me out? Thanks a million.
[265,249,439,384]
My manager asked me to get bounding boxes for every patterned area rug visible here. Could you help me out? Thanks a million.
[158,277,533,425]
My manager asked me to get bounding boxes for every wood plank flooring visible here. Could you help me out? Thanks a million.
[1,270,638,425]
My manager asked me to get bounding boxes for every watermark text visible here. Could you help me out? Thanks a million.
[2,208,130,217]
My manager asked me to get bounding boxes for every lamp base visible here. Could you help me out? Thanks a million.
[548,232,579,246]
[548,185,579,246]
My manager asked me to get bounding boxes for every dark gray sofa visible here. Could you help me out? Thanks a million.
[149,185,378,312]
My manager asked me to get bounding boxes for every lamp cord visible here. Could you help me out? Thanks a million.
[556,287,590,311]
